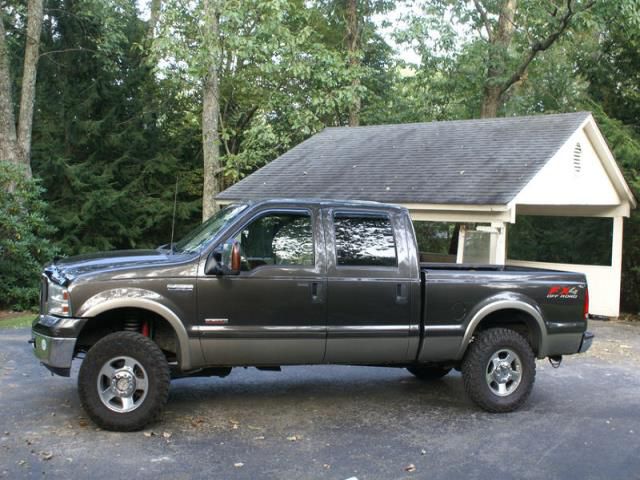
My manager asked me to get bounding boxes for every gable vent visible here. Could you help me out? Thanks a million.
[573,142,582,174]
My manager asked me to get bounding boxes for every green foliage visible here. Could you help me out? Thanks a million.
[0,314,36,330]
[31,0,203,254]
[508,216,613,266]
[0,162,56,310]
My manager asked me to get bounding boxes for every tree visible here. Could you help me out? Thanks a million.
[157,0,367,219]
[401,0,595,118]
[0,161,56,309]
[201,0,222,220]
[0,0,44,177]
[29,0,203,254]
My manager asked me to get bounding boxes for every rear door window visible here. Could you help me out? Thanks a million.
[333,214,397,267]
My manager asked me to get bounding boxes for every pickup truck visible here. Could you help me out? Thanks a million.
[32,199,593,431]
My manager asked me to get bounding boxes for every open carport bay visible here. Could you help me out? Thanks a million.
[1,321,639,480]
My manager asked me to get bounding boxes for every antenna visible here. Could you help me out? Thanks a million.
[169,176,179,254]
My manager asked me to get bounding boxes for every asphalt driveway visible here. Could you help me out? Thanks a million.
[1,320,639,479]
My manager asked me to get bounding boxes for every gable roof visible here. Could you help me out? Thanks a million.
[218,112,595,205]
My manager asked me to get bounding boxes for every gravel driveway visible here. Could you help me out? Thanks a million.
[1,320,639,479]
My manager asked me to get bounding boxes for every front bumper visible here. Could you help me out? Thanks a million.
[578,330,594,353]
[31,315,86,377]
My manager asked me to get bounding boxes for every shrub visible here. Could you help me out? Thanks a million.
[0,161,57,310]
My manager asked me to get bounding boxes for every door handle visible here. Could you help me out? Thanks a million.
[396,283,408,304]
[311,281,323,304]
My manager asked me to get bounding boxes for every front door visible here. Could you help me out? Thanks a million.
[197,207,327,366]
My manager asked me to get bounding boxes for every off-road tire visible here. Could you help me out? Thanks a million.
[407,365,452,380]
[78,331,170,431]
[462,328,535,413]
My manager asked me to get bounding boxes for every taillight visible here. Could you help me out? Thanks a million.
[583,287,589,320]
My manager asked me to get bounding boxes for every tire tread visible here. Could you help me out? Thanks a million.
[78,331,170,431]
[461,327,535,413]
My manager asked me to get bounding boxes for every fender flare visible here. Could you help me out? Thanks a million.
[456,299,547,359]
[76,289,193,370]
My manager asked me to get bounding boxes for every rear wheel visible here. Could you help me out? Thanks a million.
[462,327,535,413]
[407,365,452,380]
[78,331,170,431]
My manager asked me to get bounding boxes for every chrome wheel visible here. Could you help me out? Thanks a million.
[485,348,522,397]
[97,356,149,413]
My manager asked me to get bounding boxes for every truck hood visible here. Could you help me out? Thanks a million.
[46,249,196,284]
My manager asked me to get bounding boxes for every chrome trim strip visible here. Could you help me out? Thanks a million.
[192,325,326,333]
[193,324,411,338]
[167,284,194,292]
[423,325,465,337]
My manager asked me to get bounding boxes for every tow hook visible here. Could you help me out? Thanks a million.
[549,355,563,368]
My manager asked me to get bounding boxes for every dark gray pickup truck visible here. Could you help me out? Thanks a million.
[32,199,593,431]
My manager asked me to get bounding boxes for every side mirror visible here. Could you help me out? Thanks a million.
[205,241,241,275]
[230,242,241,272]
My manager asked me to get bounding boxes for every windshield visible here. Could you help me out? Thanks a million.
[174,204,247,254]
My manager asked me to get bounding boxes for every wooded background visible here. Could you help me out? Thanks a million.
[1,0,639,313]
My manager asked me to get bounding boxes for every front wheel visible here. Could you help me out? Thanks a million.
[78,331,171,431]
[461,328,536,413]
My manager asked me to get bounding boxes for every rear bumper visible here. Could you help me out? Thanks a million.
[578,331,594,353]
[31,315,86,377]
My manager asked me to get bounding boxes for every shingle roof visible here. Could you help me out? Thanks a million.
[217,111,591,205]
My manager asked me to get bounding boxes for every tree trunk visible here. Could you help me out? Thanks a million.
[201,0,221,221]
[0,14,19,167]
[480,86,502,118]
[480,0,516,118]
[345,0,360,127]
[16,0,44,176]
[147,0,161,40]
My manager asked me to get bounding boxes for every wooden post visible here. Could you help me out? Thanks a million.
[456,225,466,264]
[490,222,507,265]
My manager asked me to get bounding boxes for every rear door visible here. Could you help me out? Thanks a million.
[323,208,414,364]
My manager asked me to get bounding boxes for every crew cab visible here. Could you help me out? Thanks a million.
[32,199,593,431]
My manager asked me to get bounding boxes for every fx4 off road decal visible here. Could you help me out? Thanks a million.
[547,286,579,299]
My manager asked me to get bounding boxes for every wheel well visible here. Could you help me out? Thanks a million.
[76,307,179,364]
[474,309,541,355]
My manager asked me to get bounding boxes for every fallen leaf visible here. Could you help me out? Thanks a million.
[190,417,205,428]
[233,462,244,468]
[78,420,88,428]
[404,464,416,472]
[18,460,26,466]
[143,431,156,437]
[40,452,53,461]
[162,432,172,439]
[286,435,300,442]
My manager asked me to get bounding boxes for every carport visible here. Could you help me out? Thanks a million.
[217,112,636,317]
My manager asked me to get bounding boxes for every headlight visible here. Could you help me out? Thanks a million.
[48,282,71,317]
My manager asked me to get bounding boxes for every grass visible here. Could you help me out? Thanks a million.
[0,313,36,329]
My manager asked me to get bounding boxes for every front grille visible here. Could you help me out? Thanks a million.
[40,276,48,314]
